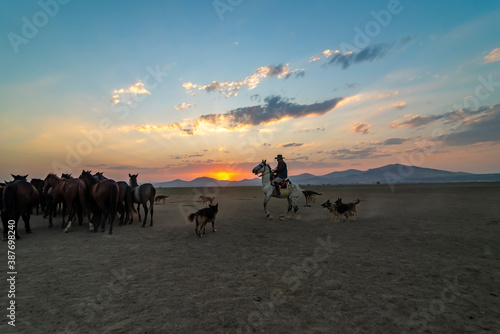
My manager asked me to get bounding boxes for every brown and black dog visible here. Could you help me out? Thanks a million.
[334,198,360,221]
[321,200,346,222]
[188,203,218,237]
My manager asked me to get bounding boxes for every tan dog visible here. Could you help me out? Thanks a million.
[199,195,215,207]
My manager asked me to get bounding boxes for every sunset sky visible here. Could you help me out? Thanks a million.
[1,0,500,183]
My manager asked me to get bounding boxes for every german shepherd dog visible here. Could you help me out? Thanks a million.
[334,198,360,221]
[199,195,215,207]
[321,200,347,222]
[188,203,218,237]
[154,195,169,204]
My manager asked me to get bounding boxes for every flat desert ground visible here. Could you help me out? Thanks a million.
[1,182,499,333]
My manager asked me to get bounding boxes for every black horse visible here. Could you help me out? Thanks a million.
[129,174,156,227]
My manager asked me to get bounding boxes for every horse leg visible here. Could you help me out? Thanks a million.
[149,201,154,227]
[22,213,32,234]
[263,193,272,218]
[137,203,142,222]
[141,202,148,228]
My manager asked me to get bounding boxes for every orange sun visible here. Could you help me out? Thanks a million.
[209,171,237,181]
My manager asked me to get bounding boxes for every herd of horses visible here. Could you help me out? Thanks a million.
[0,171,156,239]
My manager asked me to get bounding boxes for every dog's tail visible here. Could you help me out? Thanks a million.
[187,213,196,222]
[303,190,323,196]
[353,199,360,205]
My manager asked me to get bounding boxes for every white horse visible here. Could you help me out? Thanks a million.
[252,159,303,219]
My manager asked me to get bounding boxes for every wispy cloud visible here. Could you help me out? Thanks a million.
[383,137,409,145]
[483,47,500,64]
[378,91,399,99]
[389,105,492,128]
[282,143,304,147]
[111,81,151,104]
[310,37,414,69]
[173,102,194,110]
[122,95,344,135]
[436,104,500,145]
[393,102,407,109]
[182,64,304,97]
[352,122,372,135]
[330,147,391,160]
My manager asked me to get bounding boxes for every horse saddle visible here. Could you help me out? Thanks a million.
[280,179,290,189]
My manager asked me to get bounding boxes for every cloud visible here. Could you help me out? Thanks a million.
[111,81,151,104]
[393,102,407,109]
[389,105,494,128]
[311,43,392,69]
[330,147,391,160]
[123,95,344,135]
[182,64,304,97]
[383,138,408,145]
[196,95,344,130]
[352,122,372,135]
[436,104,500,145]
[311,37,414,69]
[378,91,399,99]
[282,143,304,147]
[173,102,194,110]
[484,48,500,64]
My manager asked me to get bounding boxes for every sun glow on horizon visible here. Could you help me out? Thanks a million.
[208,171,239,181]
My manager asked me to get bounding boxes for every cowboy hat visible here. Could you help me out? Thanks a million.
[274,154,285,160]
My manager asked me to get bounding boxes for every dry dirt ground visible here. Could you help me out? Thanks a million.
[1,182,499,333]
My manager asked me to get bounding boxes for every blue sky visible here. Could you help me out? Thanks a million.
[1,0,499,182]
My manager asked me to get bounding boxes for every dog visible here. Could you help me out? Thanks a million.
[199,195,215,207]
[321,200,347,222]
[155,195,169,204]
[188,203,218,237]
[333,198,360,221]
[302,190,323,207]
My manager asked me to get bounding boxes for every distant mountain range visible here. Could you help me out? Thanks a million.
[154,164,500,188]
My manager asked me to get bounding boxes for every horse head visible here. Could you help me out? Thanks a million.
[61,173,72,179]
[129,174,139,187]
[252,160,268,175]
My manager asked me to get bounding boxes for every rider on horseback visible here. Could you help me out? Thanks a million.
[272,154,287,195]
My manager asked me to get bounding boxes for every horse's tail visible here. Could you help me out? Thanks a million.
[126,186,136,214]
[3,184,17,219]
[150,185,156,210]
[109,182,119,225]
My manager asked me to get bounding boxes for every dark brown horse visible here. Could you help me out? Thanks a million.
[129,174,156,227]
[79,170,119,235]
[94,172,135,226]
[43,173,88,232]
[2,180,39,239]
